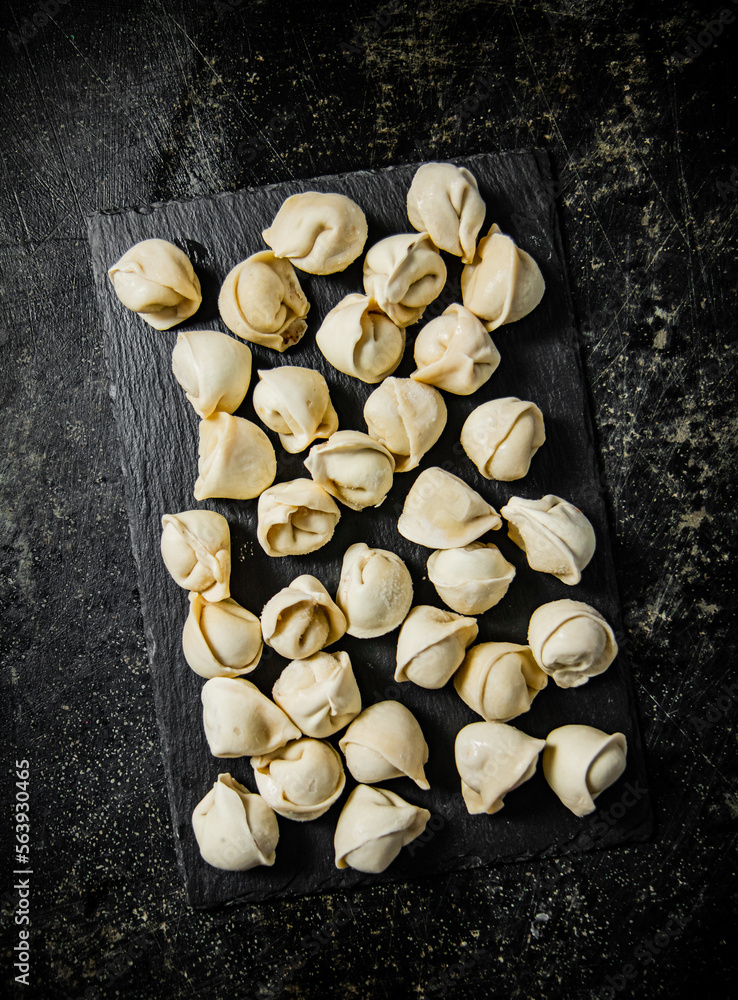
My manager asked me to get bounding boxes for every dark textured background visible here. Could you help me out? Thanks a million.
[1,0,736,997]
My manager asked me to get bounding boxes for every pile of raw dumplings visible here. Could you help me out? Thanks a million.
[109,162,627,875]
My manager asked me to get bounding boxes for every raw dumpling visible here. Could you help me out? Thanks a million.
[183,592,263,678]
[160,509,230,602]
[260,575,347,660]
[108,238,201,330]
[334,784,431,873]
[192,773,278,871]
[336,543,413,639]
[218,251,309,352]
[252,738,346,821]
[453,642,548,723]
[397,467,501,548]
[407,162,486,263]
[304,430,395,511]
[272,650,361,738]
[363,377,447,473]
[262,191,368,274]
[455,721,546,815]
[426,543,515,615]
[411,303,500,395]
[339,701,430,789]
[316,293,405,384]
[501,494,596,585]
[252,366,338,453]
[542,725,627,816]
[194,413,276,501]
[257,478,341,557]
[527,599,618,688]
[395,605,478,689]
[461,224,545,331]
[460,397,545,481]
[171,329,252,418]
[363,233,447,328]
[201,676,301,757]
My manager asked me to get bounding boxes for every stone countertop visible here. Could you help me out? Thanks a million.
[1,1,735,998]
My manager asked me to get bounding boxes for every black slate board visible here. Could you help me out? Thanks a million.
[87,150,652,909]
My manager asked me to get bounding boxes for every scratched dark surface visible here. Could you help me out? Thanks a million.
[1,0,736,997]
